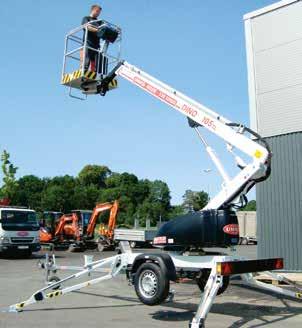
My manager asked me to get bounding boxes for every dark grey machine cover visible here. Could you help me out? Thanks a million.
[155,209,239,249]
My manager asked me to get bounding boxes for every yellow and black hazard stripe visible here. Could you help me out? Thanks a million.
[16,302,26,309]
[84,70,97,80]
[46,290,63,298]
[108,78,118,90]
[71,69,82,80]
[62,69,94,84]
[61,73,72,84]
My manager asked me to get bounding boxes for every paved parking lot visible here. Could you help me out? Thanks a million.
[0,246,302,328]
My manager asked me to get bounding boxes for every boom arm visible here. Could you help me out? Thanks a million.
[101,61,271,210]
[86,201,119,238]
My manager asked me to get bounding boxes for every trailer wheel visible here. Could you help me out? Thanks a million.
[48,276,61,290]
[68,244,83,252]
[134,262,170,305]
[130,241,136,248]
[97,236,109,252]
[97,242,105,252]
[241,237,248,245]
[196,270,229,296]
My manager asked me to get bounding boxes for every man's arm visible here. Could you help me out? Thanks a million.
[82,16,98,33]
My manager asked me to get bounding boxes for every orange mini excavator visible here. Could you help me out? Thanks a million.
[40,201,119,251]
[83,200,119,252]
[39,213,81,246]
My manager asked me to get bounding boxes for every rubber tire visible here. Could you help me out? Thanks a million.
[134,262,170,306]
[241,237,248,245]
[68,244,77,252]
[48,276,61,290]
[130,241,136,249]
[196,271,230,296]
[97,242,105,252]
[68,244,84,252]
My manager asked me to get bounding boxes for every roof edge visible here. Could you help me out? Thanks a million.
[243,0,300,20]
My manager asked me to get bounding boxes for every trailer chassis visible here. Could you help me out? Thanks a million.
[3,242,302,328]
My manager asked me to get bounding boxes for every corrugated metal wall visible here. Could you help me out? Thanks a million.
[257,132,302,271]
[246,0,302,137]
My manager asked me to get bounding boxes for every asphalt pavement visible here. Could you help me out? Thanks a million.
[0,245,302,328]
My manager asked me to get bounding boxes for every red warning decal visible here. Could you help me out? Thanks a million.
[223,224,239,236]
[153,236,167,244]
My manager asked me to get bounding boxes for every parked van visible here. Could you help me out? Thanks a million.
[0,206,40,257]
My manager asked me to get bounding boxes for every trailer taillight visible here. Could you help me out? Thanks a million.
[216,262,233,276]
[216,258,284,276]
[275,258,284,270]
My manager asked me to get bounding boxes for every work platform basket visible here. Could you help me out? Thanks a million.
[61,20,121,99]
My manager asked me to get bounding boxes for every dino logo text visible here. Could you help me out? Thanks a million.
[223,224,239,236]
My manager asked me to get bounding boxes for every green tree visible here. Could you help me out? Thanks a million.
[240,200,256,211]
[0,150,18,201]
[100,173,143,225]
[41,185,69,212]
[100,174,173,227]
[149,180,171,207]
[136,200,154,227]
[78,165,111,188]
[41,175,77,212]
[167,204,185,219]
[47,175,76,189]
[143,180,171,225]
[72,184,99,209]
[0,155,179,225]
[14,175,45,210]
[109,173,141,204]
[182,189,209,212]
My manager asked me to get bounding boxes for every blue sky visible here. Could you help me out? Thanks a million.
[0,0,276,204]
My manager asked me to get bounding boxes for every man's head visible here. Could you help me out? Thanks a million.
[90,4,102,18]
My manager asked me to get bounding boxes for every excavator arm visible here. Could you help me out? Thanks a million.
[86,201,119,238]
[106,200,119,238]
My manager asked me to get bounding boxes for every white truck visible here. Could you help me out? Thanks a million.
[0,206,41,257]
[237,211,257,244]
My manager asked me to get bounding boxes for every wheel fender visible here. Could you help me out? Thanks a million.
[131,253,177,282]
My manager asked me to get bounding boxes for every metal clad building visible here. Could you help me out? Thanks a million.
[257,133,302,270]
[244,0,302,270]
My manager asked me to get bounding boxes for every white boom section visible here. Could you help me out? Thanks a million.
[115,62,269,209]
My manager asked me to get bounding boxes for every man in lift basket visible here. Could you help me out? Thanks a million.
[81,4,104,73]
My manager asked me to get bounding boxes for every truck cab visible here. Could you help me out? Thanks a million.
[40,211,64,235]
[0,206,41,257]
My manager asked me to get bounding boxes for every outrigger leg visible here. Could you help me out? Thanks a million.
[190,268,223,328]
[4,253,130,313]
[241,271,302,299]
